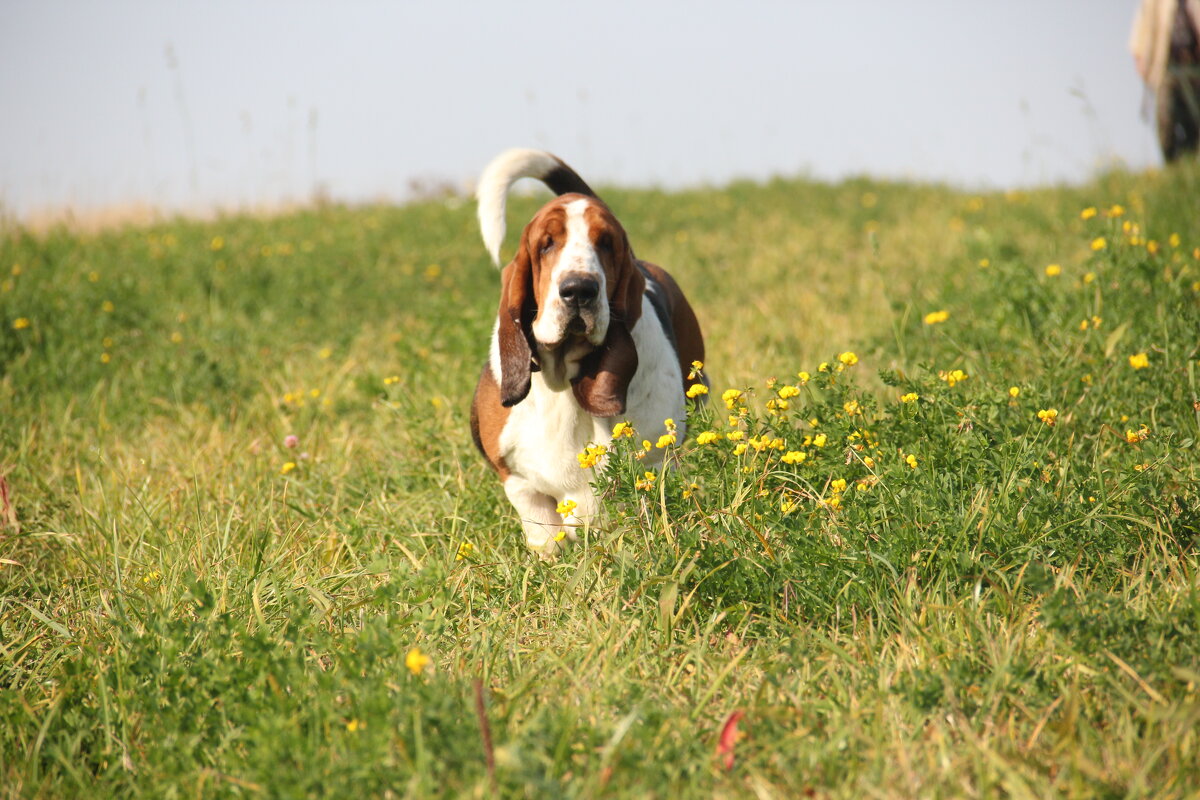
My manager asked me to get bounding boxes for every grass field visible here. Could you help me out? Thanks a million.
[2,161,1199,798]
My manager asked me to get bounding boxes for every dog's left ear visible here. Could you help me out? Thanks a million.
[572,237,644,416]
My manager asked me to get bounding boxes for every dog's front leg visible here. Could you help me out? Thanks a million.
[503,476,567,558]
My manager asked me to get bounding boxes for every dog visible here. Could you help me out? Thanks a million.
[470,149,705,554]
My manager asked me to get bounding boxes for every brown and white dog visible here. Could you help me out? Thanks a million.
[470,149,705,554]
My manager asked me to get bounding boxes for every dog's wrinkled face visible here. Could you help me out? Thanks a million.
[527,196,625,348]
[495,194,645,411]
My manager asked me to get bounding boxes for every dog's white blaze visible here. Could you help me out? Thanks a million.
[498,292,684,552]
[531,197,609,347]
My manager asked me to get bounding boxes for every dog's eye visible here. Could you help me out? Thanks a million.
[596,234,613,252]
[540,237,555,256]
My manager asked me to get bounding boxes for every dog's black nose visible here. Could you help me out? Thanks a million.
[559,274,600,306]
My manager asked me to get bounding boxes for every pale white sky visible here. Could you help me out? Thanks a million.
[0,1,1159,219]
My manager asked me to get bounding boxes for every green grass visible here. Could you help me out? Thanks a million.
[2,162,1199,798]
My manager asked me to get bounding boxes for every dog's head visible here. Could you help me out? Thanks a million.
[495,194,644,416]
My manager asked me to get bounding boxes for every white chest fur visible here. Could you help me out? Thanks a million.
[495,294,685,501]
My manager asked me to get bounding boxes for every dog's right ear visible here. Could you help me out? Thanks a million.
[497,237,537,406]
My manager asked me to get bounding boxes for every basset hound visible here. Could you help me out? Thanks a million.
[470,149,705,555]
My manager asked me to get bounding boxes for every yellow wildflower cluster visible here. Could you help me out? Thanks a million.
[687,360,704,380]
[612,421,635,439]
[900,392,919,404]
[1128,352,1150,370]
[777,384,801,400]
[843,400,862,416]
[838,351,858,366]
[12,317,30,330]
[696,431,722,445]
[577,443,608,469]
[686,383,709,399]
[1009,386,1021,398]
[656,418,678,449]
[1124,426,1150,444]
[904,453,919,469]
[456,542,474,560]
[280,461,297,475]
[635,471,657,491]
[281,388,326,408]
[747,435,785,453]
[1081,206,1097,220]
[781,450,807,465]
[924,310,950,325]
[938,369,969,387]
[1044,264,1062,277]
[555,499,577,517]
[722,389,746,410]
[1037,408,1058,427]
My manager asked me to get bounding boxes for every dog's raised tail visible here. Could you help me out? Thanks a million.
[476,149,597,267]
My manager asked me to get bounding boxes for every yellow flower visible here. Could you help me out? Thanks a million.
[1169,233,1181,248]
[1128,352,1150,370]
[101,300,115,313]
[781,450,806,465]
[384,375,400,385]
[726,430,745,442]
[978,258,990,268]
[456,541,475,560]
[812,433,827,448]
[210,236,225,251]
[923,310,950,325]
[346,719,365,732]
[1083,272,1096,284]
[1133,463,1150,472]
[830,478,847,493]
[12,317,30,330]
[635,471,657,491]
[696,431,722,445]
[405,647,431,675]
[904,454,918,469]
[863,456,876,468]
[838,351,858,366]
[1107,204,1125,217]
[777,384,800,399]
[1044,264,1062,277]
[1124,426,1149,444]
[1037,408,1058,427]
[1080,207,1097,220]
[939,369,969,387]
[555,499,577,517]
[1079,319,1089,331]
[818,362,830,373]
[780,497,797,514]
[686,383,709,399]
[900,392,919,404]
[612,421,635,438]
[1091,237,1107,251]
[796,371,811,384]
[843,400,861,415]
[577,444,608,469]
[280,461,297,474]
[100,353,111,364]
[655,432,677,449]
[1008,386,1020,398]
[687,360,704,379]
[1147,240,1159,255]
[722,389,745,409]
[732,443,748,456]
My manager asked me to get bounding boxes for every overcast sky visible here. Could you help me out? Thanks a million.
[0,1,1160,219]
